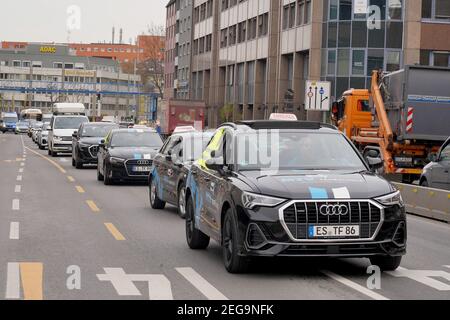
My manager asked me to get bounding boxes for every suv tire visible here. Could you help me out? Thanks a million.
[103,164,114,185]
[97,165,104,181]
[370,255,402,271]
[222,208,251,273]
[186,196,209,249]
[177,182,186,219]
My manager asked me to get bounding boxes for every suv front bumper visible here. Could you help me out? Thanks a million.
[238,203,407,258]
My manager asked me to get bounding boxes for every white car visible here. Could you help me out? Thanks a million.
[48,116,89,156]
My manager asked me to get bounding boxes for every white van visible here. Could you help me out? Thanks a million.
[48,103,89,156]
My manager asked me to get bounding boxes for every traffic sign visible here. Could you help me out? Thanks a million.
[305,80,331,111]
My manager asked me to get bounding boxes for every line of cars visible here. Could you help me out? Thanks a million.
[22,104,409,273]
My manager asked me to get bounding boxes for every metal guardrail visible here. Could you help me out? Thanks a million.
[393,182,450,223]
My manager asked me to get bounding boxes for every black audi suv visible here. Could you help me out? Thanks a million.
[150,130,214,218]
[182,121,407,273]
[97,128,163,185]
[72,122,119,169]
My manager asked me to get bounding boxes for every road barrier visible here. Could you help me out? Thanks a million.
[393,182,450,223]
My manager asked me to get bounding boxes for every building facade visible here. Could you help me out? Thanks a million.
[2,36,165,65]
[164,0,179,99]
[164,0,450,127]
[0,43,141,120]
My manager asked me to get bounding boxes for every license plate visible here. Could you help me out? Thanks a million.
[132,166,151,172]
[309,225,360,238]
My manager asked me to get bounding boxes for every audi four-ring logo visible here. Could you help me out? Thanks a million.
[319,204,349,216]
[137,160,151,165]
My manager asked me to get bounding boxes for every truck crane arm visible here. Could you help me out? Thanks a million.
[371,70,394,151]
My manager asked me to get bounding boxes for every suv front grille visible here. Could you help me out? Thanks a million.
[281,200,383,241]
[88,145,99,158]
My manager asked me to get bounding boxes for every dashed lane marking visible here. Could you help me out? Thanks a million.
[104,223,126,241]
[86,200,100,213]
[24,146,66,174]
[15,185,21,193]
[12,199,20,211]
[20,163,25,167]
[67,176,75,182]
[9,222,19,240]
[19,168,24,173]
[6,263,20,299]
[75,186,85,193]
[19,263,43,300]
[321,270,389,300]
[16,175,22,181]
[176,267,228,300]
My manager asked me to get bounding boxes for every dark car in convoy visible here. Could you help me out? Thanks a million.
[72,122,119,169]
[97,128,163,185]
[179,121,407,273]
[420,137,450,190]
[150,131,215,218]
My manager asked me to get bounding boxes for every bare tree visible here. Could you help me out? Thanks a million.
[122,24,165,98]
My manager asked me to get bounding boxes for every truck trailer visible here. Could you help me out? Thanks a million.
[332,65,450,183]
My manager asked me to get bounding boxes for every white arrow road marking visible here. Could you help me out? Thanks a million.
[5,263,20,299]
[12,199,20,211]
[321,270,389,300]
[176,267,228,300]
[97,268,173,300]
[9,222,19,240]
[387,267,450,291]
[15,185,21,193]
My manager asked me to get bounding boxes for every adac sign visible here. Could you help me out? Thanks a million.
[40,46,57,54]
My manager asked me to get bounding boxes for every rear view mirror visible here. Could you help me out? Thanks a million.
[367,157,383,172]
[427,153,438,163]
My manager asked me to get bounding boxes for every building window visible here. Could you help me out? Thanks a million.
[329,0,338,20]
[432,51,450,67]
[258,13,269,36]
[328,50,337,75]
[22,61,31,68]
[207,0,213,17]
[64,63,74,69]
[32,61,42,68]
[388,0,403,20]
[238,21,246,43]
[247,61,255,104]
[220,29,228,48]
[339,0,352,20]
[53,62,63,69]
[286,55,294,90]
[248,18,257,40]
[352,50,365,75]
[386,50,401,71]
[13,60,21,67]
[337,49,350,76]
[297,0,305,25]
[422,0,450,20]
[205,34,212,52]
[229,25,237,45]
[305,0,312,23]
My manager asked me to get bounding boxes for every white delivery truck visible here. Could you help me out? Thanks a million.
[48,103,89,157]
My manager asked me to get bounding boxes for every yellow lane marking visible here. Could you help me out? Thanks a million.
[86,200,100,212]
[19,263,43,300]
[75,186,85,193]
[24,147,67,174]
[104,223,126,241]
[67,176,75,182]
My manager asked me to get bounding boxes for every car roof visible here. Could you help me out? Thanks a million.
[172,131,214,139]
[221,120,338,132]
[83,122,118,126]
[111,128,157,134]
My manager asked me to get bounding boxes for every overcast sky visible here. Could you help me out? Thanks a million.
[0,0,167,44]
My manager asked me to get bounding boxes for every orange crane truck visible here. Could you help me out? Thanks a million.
[331,65,450,183]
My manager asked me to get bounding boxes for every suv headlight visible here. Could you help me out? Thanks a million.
[242,191,286,209]
[109,157,125,164]
[375,190,404,206]
[79,142,91,148]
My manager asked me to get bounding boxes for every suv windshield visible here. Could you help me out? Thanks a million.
[81,124,118,137]
[4,117,18,123]
[236,131,366,171]
[54,117,88,129]
[111,132,163,148]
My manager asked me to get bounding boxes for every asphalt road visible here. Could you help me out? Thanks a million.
[1,133,449,300]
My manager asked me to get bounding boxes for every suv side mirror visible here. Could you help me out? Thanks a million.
[205,156,225,174]
[428,153,438,163]
[99,139,106,149]
[166,150,173,162]
[367,156,383,171]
